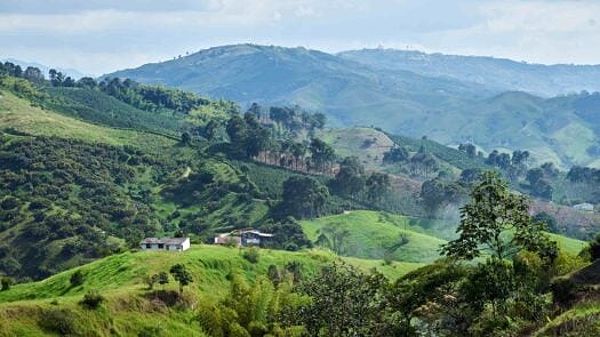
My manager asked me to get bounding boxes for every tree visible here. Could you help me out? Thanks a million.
[309,138,335,173]
[70,270,85,287]
[76,77,97,89]
[458,143,477,158]
[421,178,464,211]
[0,277,13,291]
[181,131,192,145]
[442,171,555,260]
[320,224,350,255]
[526,168,544,185]
[589,234,600,261]
[290,142,307,170]
[333,156,366,203]
[226,115,248,154]
[23,66,44,83]
[48,69,65,87]
[278,176,329,219]
[383,146,409,164]
[169,264,193,293]
[366,172,390,203]
[297,263,387,337]
[533,212,558,233]
[157,271,170,287]
[384,261,468,337]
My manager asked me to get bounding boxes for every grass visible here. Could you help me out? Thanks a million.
[533,300,600,337]
[547,232,587,256]
[301,210,447,263]
[0,245,421,336]
[0,245,418,304]
[0,89,178,153]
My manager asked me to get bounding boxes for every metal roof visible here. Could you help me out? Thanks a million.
[140,237,189,245]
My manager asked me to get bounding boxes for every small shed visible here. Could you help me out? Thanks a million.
[140,237,191,252]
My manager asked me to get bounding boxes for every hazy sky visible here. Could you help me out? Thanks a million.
[2,0,600,75]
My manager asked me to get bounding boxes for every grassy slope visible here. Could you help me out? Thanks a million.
[301,210,586,263]
[301,210,447,263]
[547,232,587,256]
[0,89,177,152]
[0,245,421,336]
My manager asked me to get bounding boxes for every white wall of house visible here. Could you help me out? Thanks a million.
[140,238,191,252]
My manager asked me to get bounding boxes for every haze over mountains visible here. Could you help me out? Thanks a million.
[108,44,600,168]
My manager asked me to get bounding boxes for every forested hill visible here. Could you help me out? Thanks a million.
[106,44,600,168]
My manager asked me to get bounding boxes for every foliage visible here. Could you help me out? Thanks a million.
[589,234,600,261]
[79,290,104,309]
[242,247,261,264]
[0,276,13,291]
[70,270,85,287]
[39,308,78,335]
[442,171,556,260]
[169,264,193,293]
[275,176,330,219]
[296,262,387,337]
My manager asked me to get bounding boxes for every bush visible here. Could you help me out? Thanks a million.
[39,308,77,335]
[70,270,85,287]
[79,290,104,309]
[242,247,260,264]
[589,234,600,261]
[0,276,13,291]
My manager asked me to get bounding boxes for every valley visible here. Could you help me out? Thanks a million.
[0,48,599,337]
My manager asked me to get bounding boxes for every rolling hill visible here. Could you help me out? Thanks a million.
[301,210,448,263]
[338,48,600,97]
[106,44,600,168]
[105,44,491,129]
[0,245,422,336]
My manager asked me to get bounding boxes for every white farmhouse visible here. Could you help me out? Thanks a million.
[140,237,191,252]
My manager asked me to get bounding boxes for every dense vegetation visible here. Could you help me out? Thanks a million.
[0,174,596,337]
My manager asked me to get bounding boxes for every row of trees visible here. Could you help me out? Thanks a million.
[383,145,440,178]
[223,111,337,175]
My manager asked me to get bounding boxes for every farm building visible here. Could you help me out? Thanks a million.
[573,203,595,213]
[140,237,191,252]
[214,229,274,247]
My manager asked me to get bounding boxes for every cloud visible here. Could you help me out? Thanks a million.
[1,0,600,74]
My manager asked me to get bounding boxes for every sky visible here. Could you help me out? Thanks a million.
[1,0,600,75]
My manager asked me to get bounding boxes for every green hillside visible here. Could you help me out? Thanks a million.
[301,210,448,263]
[107,44,600,168]
[0,86,271,280]
[0,245,421,336]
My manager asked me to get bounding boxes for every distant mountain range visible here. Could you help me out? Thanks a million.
[2,58,88,79]
[339,49,600,97]
[106,44,600,167]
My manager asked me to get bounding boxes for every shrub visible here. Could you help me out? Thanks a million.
[589,234,600,261]
[242,247,260,264]
[70,270,85,287]
[0,276,13,291]
[39,308,77,335]
[79,290,104,309]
